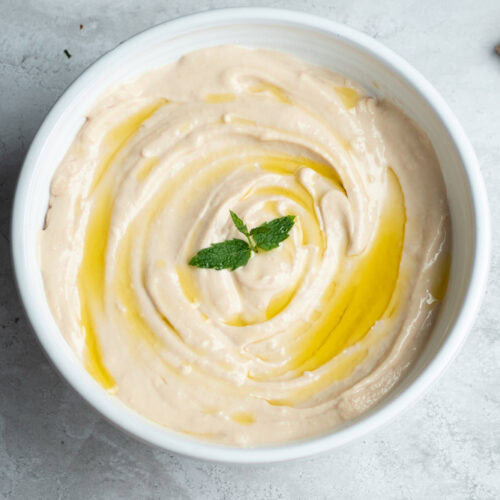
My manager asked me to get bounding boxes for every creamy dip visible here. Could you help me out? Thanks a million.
[41,46,450,445]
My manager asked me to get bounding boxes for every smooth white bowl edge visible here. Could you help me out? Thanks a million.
[11,8,490,463]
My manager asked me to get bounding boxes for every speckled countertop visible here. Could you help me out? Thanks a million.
[0,1,499,498]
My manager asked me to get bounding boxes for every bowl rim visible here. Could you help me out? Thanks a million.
[11,7,490,463]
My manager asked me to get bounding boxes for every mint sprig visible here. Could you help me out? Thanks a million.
[188,211,296,271]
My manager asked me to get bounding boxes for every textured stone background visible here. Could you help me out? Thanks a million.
[1,1,499,498]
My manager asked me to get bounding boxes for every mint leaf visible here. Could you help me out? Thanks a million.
[230,210,257,252]
[230,210,249,236]
[189,239,251,270]
[250,215,296,251]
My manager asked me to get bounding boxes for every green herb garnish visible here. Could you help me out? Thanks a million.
[64,49,72,59]
[189,211,296,271]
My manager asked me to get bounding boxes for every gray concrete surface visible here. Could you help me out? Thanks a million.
[1,0,499,498]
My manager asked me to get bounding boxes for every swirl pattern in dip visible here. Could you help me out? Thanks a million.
[41,47,451,445]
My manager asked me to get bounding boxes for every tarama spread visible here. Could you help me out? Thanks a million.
[41,47,451,445]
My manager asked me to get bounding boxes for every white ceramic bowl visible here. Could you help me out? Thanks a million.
[12,8,490,463]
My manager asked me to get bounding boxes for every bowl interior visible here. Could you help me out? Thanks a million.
[13,10,484,462]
